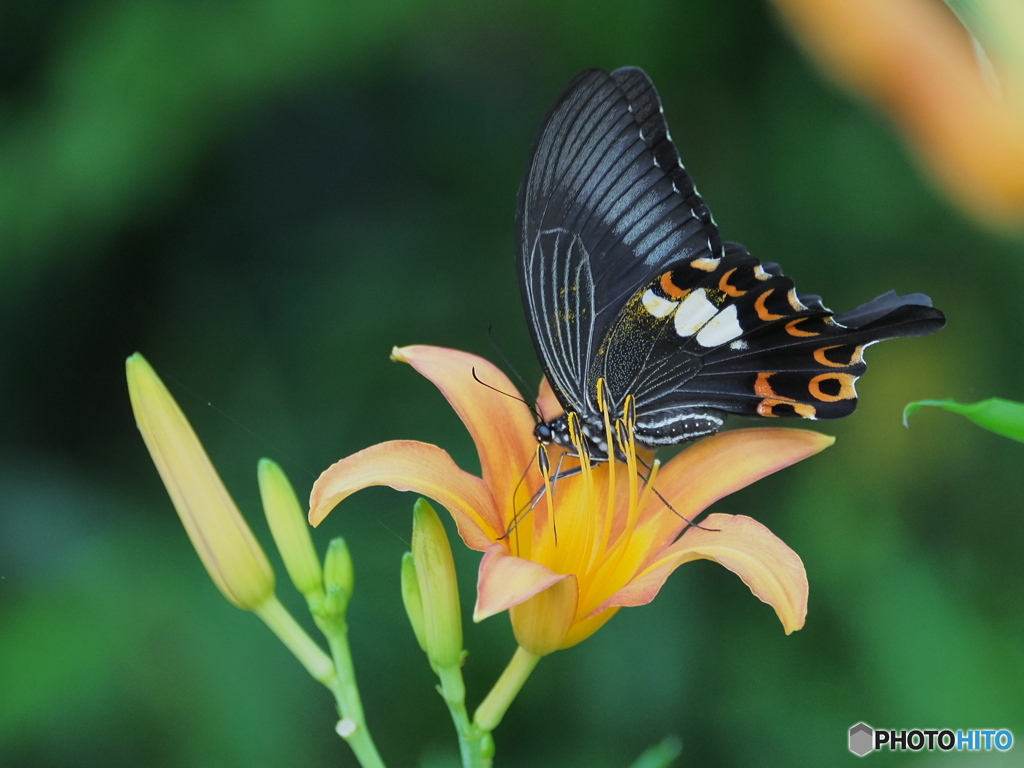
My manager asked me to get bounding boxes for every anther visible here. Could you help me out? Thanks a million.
[596,377,612,415]
[623,395,637,429]
[537,444,551,477]
[567,411,583,447]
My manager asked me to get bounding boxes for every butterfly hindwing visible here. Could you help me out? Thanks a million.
[610,250,943,442]
[518,68,946,457]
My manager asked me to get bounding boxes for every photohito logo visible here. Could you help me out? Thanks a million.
[848,723,1013,756]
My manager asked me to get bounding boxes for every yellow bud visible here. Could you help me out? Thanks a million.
[126,353,274,611]
[411,498,463,669]
[258,459,323,603]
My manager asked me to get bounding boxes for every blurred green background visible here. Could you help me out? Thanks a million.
[2,1,1022,766]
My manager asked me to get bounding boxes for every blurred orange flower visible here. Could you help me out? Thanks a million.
[772,0,1024,228]
[309,346,832,655]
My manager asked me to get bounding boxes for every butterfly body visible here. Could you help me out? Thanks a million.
[518,68,945,461]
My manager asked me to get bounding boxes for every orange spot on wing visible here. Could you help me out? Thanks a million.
[809,373,858,402]
[755,371,817,418]
[756,398,818,418]
[659,272,688,299]
[719,268,747,297]
[754,290,785,321]
[793,402,817,418]
[813,345,865,368]
[785,317,819,337]
[754,371,777,398]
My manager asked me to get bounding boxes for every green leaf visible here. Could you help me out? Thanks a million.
[903,398,1024,443]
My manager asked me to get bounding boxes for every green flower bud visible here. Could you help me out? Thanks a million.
[411,498,463,669]
[126,353,274,611]
[258,458,323,603]
[323,537,355,616]
[400,552,428,654]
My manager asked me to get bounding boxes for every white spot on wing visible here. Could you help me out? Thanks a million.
[787,288,807,311]
[696,304,743,347]
[729,339,748,350]
[674,289,718,337]
[691,257,721,272]
[642,288,679,318]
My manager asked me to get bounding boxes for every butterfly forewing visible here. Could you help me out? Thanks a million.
[518,68,722,418]
[517,67,946,458]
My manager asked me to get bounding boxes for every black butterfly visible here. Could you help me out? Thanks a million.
[517,67,945,460]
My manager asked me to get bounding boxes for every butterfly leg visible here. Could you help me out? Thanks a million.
[504,446,587,545]
[632,453,718,533]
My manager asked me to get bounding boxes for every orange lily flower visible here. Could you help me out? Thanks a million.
[771,0,1024,229]
[309,345,833,655]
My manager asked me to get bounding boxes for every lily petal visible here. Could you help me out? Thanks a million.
[559,606,620,650]
[309,440,499,550]
[641,428,833,545]
[772,0,1024,227]
[473,543,571,621]
[509,574,579,656]
[602,513,808,634]
[392,345,537,508]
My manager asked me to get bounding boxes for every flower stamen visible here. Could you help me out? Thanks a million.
[617,395,642,532]
[538,443,556,548]
[553,411,596,575]
[596,379,617,565]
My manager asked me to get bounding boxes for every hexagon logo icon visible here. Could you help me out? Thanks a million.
[849,722,874,756]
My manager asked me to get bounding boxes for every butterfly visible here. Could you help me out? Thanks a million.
[517,67,946,461]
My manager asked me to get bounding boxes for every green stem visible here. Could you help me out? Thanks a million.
[437,664,494,768]
[256,597,385,768]
[319,615,387,768]
[473,646,540,732]
[254,596,336,685]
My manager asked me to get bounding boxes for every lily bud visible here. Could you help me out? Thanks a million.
[126,353,274,611]
[411,498,463,669]
[258,459,323,603]
[323,537,355,616]
[400,552,428,653]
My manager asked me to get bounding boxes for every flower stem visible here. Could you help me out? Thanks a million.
[318,612,387,768]
[257,598,384,766]
[473,646,540,732]
[436,663,494,768]
[254,596,336,685]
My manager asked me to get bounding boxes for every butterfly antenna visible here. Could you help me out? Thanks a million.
[471,367,537,419]
[486,326,542,423]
